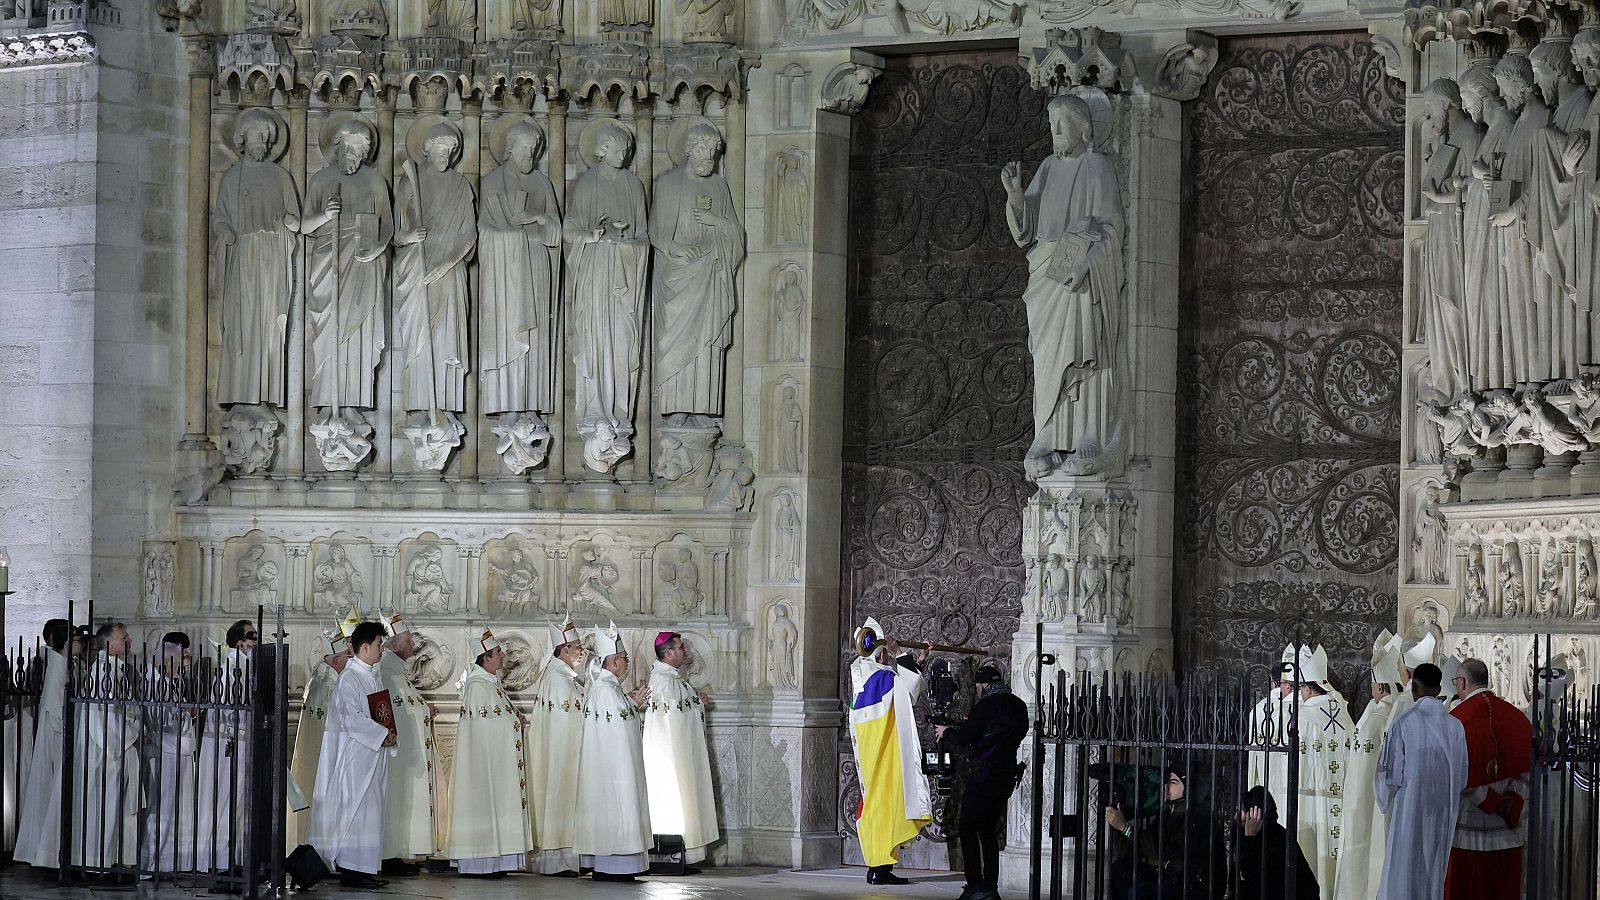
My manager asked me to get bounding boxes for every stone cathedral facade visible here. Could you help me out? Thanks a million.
[2,0,1597,885]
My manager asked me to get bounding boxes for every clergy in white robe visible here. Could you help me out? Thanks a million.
[309,621,395,888]
[447,629,534,875]
[289,632,347,850]
[15,621,72,868]
[528,617,587,875]
[1388,633,1438,728]
[1334,632,1406,900]
[1376,663,1469,900]
[642,632,720,864]
[575,622,654,882]
[1269,644,1353,900]
[141,643,198,873]
[848,618,933,885]
[378,616,436,869]
[71,623,141,868]
[197,620,257,872]
[1247,663,1294,808]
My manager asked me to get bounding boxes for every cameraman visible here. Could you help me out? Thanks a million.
[935,664,1028,900]
[1105,765,1226,900]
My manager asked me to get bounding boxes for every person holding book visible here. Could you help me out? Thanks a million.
[309,620,395,889]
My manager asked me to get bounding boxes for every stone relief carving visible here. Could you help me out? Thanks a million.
[330,0,387,37]
[485,539,542,613]
[480,117,561,473]
[1077,553,1107,620]
[1153,42,1216,102]
[770,489,802,582]
[652,120,744,427]
[508,0,560,34]
[769,149,810,248]
[1408,361,1444,465]
[771,261,807,362]
[656,416,719,489]
[1042,554,1069,620]
[820,62,880,114]
[705,445,755,511]
[1501,543,1527,618]
[309,407,374,472]
[1409,480,1450,585]
[407,627,455,690]
[143,542,176,619]
[231,542,280,610]
[657,542,705,616]
[313,542,365,612]
[676,0,732,42]
[1464,543,1490,617]
[498,632,539,690]
[774,380,803,474]
[566,119,648,473]
[214,107,299,413]
[1002,93,1125,480]
[404,545,455,612]
[571,547,623,615]
[767,602,799,690]
[221,405,282,475]
[600,0,652,32]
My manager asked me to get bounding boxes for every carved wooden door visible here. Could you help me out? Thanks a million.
[839,51,1045,866]
[1177,32,1405,698]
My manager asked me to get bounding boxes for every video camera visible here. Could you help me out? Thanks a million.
[921,658,963,787]
[1087,762,1164,821]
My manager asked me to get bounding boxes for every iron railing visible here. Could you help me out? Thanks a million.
[1528,634,1600,900]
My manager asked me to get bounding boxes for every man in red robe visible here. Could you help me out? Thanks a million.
[1444,658,1532,900]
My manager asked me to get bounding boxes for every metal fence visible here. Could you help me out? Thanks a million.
[1,611,289,895]
[1529,636,1600,900]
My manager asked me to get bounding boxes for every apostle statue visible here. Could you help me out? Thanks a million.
[14,620,72,868]
[566,122,649,473]
[446,628,535,875]
[1487,51,1549,387]
[1332,632,1405,900]
[214,108,300,409]
[600,0,651,30]
[196,620,257,872]
[651,122,745,423]
[302,116,392,467]
[1461,61,1513,391]
[480,119,562,472]
[575,622,654,882]
[310,620,395,889]
[676,0,732,41]
[642,632,720,864]
[528,617,588,875]
[290,627,348,849]
[1570,26,1600,369]
[377,615,436,872]
[1528,32,1591,382]
[1001,94,1125,480]
[1418,79,1474,399]
[71,623,141,868]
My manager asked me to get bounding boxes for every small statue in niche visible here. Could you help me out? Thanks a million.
[571,549,622,615]
[1077,553,1107,620]
[1042,554,1069,620]
[404,546,454,613]
[1463,545,1489,617]
[1410,484,1450,585]
[1501,545,1527,618]
[313,543,364,612]
[771,150,810,247]
[489,545,541,612]
[1535,544,1564,618]
[767,604,799,690]
[772,265,806,362]
[776,384,803,473]
[658,548,705,616]
[1577,542,1598,619]
[771,491,802,582]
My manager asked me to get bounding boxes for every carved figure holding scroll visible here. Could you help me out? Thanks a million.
[215,108,300,410]
[651,122,745,422]
[481,120,562,472]
[566,123,649,473]
[1002,95,1125,480]
[395,119,476,470]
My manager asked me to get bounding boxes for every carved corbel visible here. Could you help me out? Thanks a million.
[656,41,755,102]
[391,37,475,111]
[301,33,384,108]
[218,32,297,106]
[567,40,651,104]
[819,58,882,115]
[1022,27,1138,97]
[476,38,561,109]
[1151,37,1217,102]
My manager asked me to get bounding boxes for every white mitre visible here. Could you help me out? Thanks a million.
[550,615,580,649]
[1371,629,1403,687]
[479,626,500,654]
[1281,642,1330,685]
[595,621,625,659]
[380,613,411,638]
[852,616,885,651]
[1401,632,1436,670]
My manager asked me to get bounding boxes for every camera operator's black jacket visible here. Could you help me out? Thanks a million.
[1111,798,1228,900]
[940,690,1028,783]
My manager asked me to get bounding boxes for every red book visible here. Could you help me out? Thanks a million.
[367,689,394,731]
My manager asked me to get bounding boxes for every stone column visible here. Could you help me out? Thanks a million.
[285,86,310,488]
[460,96,483,484]
[175,35,222,490]
[630,97,656,488]
[545,99,569,482]
[723,94,747,444]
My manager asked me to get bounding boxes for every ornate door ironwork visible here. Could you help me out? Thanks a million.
[839,51,1044,865]
[1177,32,1405,698]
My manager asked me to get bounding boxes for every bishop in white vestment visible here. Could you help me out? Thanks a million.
[71,623,141,868]
[529,617,587,875]
[447,628,534,875]
[575,623,654,881]
[309,622,395,887]
[1334,632,1406,900]
[289,630,347,849]
[1262,644,1353,900]
[642,631,720,864]
[1376,663,1468,900]
[15,621,72,868]
[378,615,436,869]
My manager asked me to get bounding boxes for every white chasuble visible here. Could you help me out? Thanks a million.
[309,657,392,875]
[289,661,338,849]
[197,647,251,871]
[379,651,436,860]
[71,656,141,868]
[1333,693,1398,900]
[575,668,652,875]
[15,649,67,867]
[1294,693,1353,900]
[528,658,585,874]
[642,660,720,858]
[447,665,533,871]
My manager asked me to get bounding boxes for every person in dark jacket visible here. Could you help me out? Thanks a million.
[935,664,1029,900]
[1106,764,1227,900]
[1233,786,1319,900]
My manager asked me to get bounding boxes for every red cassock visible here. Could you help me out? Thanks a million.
[1443,691,1533,900]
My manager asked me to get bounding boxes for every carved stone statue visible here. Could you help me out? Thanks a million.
[773,264,806,361]
[772,150,809,246]
[599,0,651,30]
[1153,43,1216,102]
[404,546,454,613]
[1465,544,1490,617]
[1535,544,1564,618]
[1487,52,1550,387]
[234,543,279,609]
[1568,371,1600,439]
[221,404,283,474]
[771,491,802,582]
[676,0,732,41]
[395,119,476,470]
[566,123,649,472]
[1078,553,1107,620]
[1570,27,1600,370]
[1423,396,1482,457]
[651,123,745,420]
[481,120,562,473]
[1502,544,1527,617]
[511,0,560,31]
[1577,542,1598,618]
[571,549,622,614]
[1460,61,1511,391]
[777,384,803,472]
[406,628,455,691]
[488,545,540,612]
[1504,387,1586,454]
[313,543,364,612]
[767,603,799,690]
[1468,389,1518,447]
[215,108,300,410]
[143,545,176,619]
[1042,554,1069,620]
[1528,33,1591,382]
[1002,95,1125,479]
[1411,484,1449,585]
[657,548,704,616]
[303,116,392,467]
[705,445,755,511]
[1418,79,1473,399]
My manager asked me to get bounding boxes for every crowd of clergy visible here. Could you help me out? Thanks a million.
[1249,635,1534,900]
[8,612,721,891]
